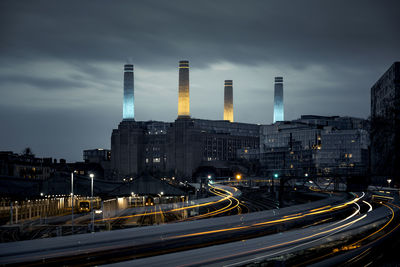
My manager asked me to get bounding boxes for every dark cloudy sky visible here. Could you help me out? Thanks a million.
[0,1,399,162]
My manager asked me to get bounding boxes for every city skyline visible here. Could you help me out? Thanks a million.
[1,1,399,161]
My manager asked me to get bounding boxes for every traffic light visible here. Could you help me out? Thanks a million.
[274,173,279,179]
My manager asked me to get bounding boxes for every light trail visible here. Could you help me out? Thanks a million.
[181,186,241,221]
[363,200,373,212]
[95,184,238,223]
[348,202,395,247]
[178,213,368,267]
[223,215,368,267]
[298,200,400,266]
[169,192,363,240]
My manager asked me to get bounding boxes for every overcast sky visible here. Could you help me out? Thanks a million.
[0,0,399,162]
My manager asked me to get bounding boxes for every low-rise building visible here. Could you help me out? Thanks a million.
[0,151,54,179]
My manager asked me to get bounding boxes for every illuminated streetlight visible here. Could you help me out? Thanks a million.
[90,173,94,233]
[387,179,392,188]
[71,170,77,234]
[236,174,242,180]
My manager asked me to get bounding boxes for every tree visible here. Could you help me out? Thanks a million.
[22,147,34,157]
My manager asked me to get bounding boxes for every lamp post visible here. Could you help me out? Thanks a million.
[90,173,94,233]
[71,170,76,234]
[387,178,392,188]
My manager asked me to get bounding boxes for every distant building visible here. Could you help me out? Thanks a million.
[111,118,259,180]
[316,128,369,176]
[111,62,259,181]
[83,149,111,163]
[110,61,370,182]
[371,62,400,185]
[259,116,369,177]
[0,151,53,179]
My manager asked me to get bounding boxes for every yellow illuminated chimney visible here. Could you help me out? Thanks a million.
[224,80,233,122]
[178,60,190,118]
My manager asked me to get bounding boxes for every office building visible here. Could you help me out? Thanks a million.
[259,116,369,177]
[371,62,400,184]
[83,149,111,163]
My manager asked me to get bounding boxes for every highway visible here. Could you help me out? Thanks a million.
[0,185,397,266]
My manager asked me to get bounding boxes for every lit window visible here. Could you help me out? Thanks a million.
[145,158,149,163]
[349,154,352,158]
[153,158,161,163]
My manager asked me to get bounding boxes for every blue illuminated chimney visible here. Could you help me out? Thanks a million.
[123,64,134,120]
[273,77,284,123]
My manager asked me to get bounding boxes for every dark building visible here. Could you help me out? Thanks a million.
[83,149,111,163]
[371,62,400,185]
[259,116,369,178]
[111,118,259,180]
[0,151,54,179]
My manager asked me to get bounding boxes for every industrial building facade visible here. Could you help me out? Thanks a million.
[111,62,259,181]
[111,119,259,180]
[370,62,400,184]
[258,116,369,177]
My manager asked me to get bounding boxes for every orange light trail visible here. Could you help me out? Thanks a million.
[95,185,238,223]
[170,193,362,239]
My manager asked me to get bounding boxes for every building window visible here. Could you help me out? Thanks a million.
[153,158,161,163]
[145,158,149,164]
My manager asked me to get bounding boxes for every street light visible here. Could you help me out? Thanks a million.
[71,170,77,234]
[90,173,94,233]
[387,178,392,188]
[236,174,242,180]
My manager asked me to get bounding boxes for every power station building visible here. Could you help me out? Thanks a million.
[111,61,259,181]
